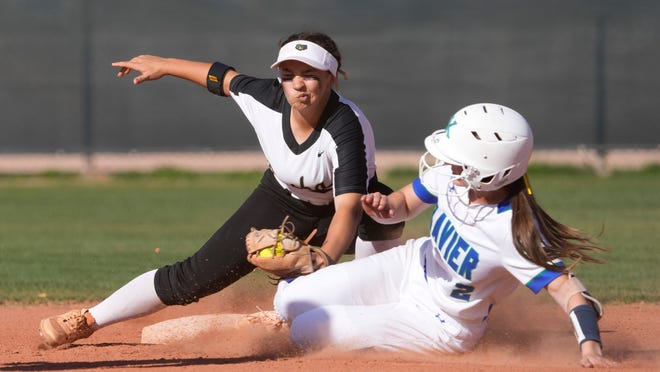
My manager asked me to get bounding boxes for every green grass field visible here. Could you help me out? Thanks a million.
[0,166,658,304]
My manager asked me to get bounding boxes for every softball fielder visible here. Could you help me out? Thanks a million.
[274,103,616,368]
[38,32,402,348]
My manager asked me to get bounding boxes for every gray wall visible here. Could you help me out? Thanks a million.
[1,0,659,153]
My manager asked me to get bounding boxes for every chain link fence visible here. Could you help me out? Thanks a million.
[1,0,659,156]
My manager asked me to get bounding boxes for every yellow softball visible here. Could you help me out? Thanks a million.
[257,234,284,257]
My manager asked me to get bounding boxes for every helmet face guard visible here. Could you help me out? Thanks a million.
[420,103,533,192]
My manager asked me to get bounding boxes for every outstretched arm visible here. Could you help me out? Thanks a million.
[360,183,429,224]
[546,274,617,368]
[112,55,239,95]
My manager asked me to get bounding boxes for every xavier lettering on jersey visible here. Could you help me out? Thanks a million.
[290,176,333,194]
[431,212,479,280]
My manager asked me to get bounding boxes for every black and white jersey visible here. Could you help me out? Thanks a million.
[228,75,377,205]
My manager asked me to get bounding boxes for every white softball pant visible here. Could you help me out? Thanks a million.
[274,237,483,353]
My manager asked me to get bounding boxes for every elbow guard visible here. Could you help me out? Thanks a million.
[553,272,603,318]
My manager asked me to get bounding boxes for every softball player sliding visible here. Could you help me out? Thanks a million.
[275,103,616,368]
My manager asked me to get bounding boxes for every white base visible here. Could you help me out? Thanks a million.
[141,313,246,344]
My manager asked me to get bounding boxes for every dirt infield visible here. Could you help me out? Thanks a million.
[2,286,658,372]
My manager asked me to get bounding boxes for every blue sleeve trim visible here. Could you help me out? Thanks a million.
[413,177,437,204]
[526,269,563,294]
[497,199,512,213]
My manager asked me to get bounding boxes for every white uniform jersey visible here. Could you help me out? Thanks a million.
[275,164,565,353]
[415,165,562,323]
[229,75,377,205]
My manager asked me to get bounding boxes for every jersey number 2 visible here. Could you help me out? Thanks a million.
[450,283,475,301]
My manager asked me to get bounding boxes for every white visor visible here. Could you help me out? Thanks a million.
[271,40,338,77]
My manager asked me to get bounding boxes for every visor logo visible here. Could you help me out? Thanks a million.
[295,44,307,51]
[446,117,457,138]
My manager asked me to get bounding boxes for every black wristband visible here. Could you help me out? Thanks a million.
[206,62,235,96]
[569,304,602,348]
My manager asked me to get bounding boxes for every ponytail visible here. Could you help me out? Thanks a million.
[507,176,606,271]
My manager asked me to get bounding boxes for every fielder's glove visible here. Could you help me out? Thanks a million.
[245,216,331,280]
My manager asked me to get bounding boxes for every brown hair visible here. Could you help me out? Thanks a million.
[279,32,346,78]
[506,176,606,272]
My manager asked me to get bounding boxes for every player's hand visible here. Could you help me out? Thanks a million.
[579,341,617,368]
[361,192,394,219]
[580,354,617,368]
[112,55,169,85]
